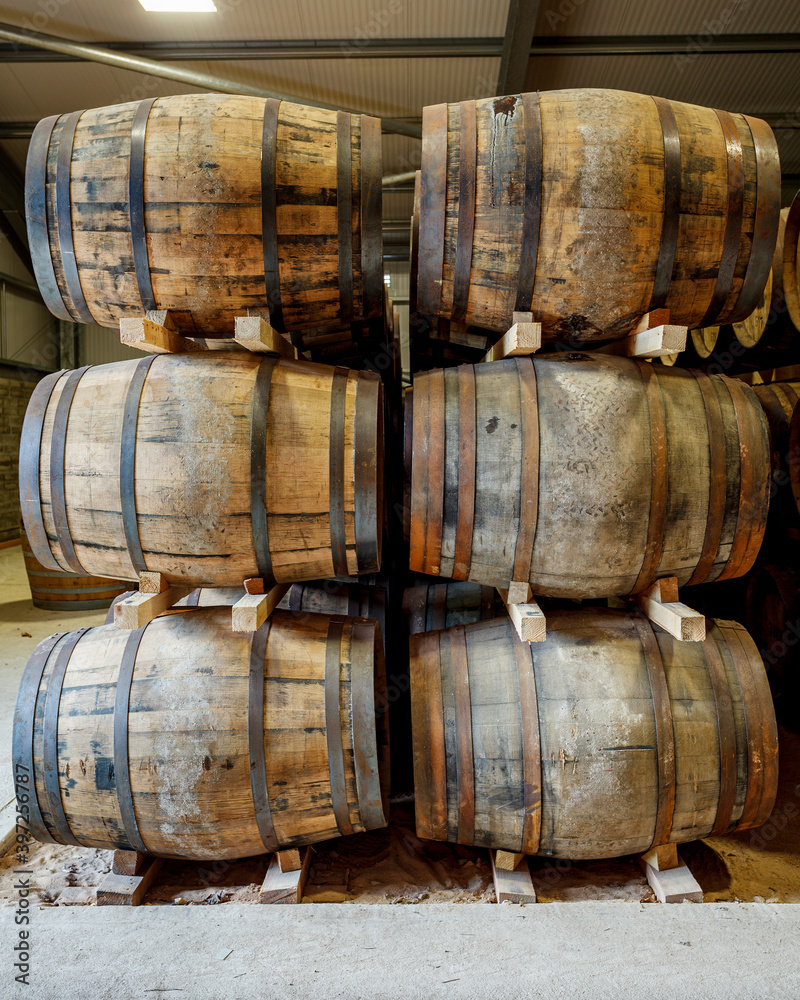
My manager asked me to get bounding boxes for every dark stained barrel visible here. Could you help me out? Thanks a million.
[402,582,505,634]
[417,89,780,341]
[746,564,800,726]
[407,354,771,598]
[13,608,389,859]
[410,610,777,859]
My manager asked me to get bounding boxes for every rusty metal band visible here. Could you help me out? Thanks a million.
[649,97,682,311]
[512,358,539,584]
[349,620,385,830]
[451,101,477,324]
[121,354,157,577]
[129,98,158,313]
[686,372,729,586]
[784,189,800,331]
[701,626,739,837]
[336,112,355,326]
[50,365,92,575]
[718,622,778,830]
[360,114,383,321]
[55,109,93,325]
[715,378,770,582]
[324,619,355,836]
[700,110,745,326]
[329,367,351,578]
[25,115,70,320]
[452,365,476,581]
[516,92,544,313]
[632,612,676,850]
[12,632,66,844]
[260,98,288,338]
[250,355,278,587]
[423,368,446,576]
[729,116,781,323]
[429,584,448,632]
[631,363,669,593]
[113,624,150,854]
[248,618,279,852]
[41,627,90,846]
[105,591,136,624]
[510,622,542,856]
[417,103,449,317]
[448,625,475,845]
[19,369,67,572]
[288,584,303,612]
[353,372,381,574]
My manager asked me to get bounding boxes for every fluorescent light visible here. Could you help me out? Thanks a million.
[139,1,217,11]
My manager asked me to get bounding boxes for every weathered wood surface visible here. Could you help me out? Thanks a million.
[26,95,382,335]
[408,355,771,598]
[20,524,128,612]
[417,90,780,340]
[96,856,163,906]
[733,269,773,348]
[260,847,313,903]
[782,196,800,332]
[751,380,800,536]
[20,354,383,586]
[402,582,505,635]
[410,610,778,859]
[690,326,720,360]
[15,607,390,860]
[490,852,537,903]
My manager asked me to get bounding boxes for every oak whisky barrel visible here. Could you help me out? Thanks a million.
[13,607,389,859]
[402,582,505,635]
[418,89,780,340]
[25,95,383,338]
[408,355,770,598]
[752,381,800,538]
[411,610,777,859]
[21,524,128,612]
[20,354,383,586]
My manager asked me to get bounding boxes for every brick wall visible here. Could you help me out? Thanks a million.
[0,369,40,543]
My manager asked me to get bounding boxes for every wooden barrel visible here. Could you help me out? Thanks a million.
[789,403,800,519]
[746,564,800,726]
[410,610,777,859]
[21,527,128,612]
[733,269,773,349]
[402,582,505,634]
[277,581,387,641]
[408,355,770,598]
[752,381,800,537]
[783,192,800,332]
[25,95,383,338]
[417,90,780,340]
[691,326,720,360]
[12,607,389,859]
[19,354,383,587]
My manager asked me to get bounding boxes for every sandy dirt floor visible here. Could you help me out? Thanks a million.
[3,728,798,908]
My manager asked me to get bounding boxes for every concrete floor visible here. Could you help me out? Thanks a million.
[1,543,799,999]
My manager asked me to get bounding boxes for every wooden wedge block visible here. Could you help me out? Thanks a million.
[506,581,533,605]
[640,856,703,904]
[635,578,705,642]
[494,850,526,872]
[483,313,542,363]
[276,849,302,873]
[640,843,680,872]
[490,851,537,903]
[234,316,295,358]
[112,850,150,877]
[232,583,291,632]
[120,311,206,355]
[260,847,312,904]
[97,856,163,906]
[114,587,192,630]
[498,589,546,643]
[598,324,687,358]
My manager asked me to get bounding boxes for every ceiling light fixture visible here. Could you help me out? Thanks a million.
[138,1,217,12]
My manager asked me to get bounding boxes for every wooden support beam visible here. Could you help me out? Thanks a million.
[498,587,546,643]
[234,315,296,358]
[231,582,291,632]
[597,324,687,358]
[490,850,537,903]
[119,310,206,355]
[483,314,542,363]
[114,574,192,630]
[96,855,163,906]
[634,577,705,642]
[640,851,703,904]
[494,850,526,872]
[259,847,312,904]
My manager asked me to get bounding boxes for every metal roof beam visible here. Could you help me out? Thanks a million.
[496,1,541,96]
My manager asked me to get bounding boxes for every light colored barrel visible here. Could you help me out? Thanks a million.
[19,354,383,587]
[410,610,777,859]
[691,326,721,360]
[13,607,389,859]
[21,527,128,612]
[733,269,773,348]
[25,95,383,337]
[402,582,505,635]
[417,89,780,340]
[408,355,770,598]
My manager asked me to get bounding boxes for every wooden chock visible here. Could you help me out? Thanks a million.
[232,582,291,632]
[97,851,163,906]
[640,843,680,872]
[260,846,313,903]
[490,850,537,903]
[494,850,526,872]
[114,573,192,630]
[634,577,706,642]
[498,585,546,643]
[276,848,302,873]
[235,315,296,359]
[640,847,703,904]
[483,312,542,363]
[597,309,687,358]
[119,310,207,355]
